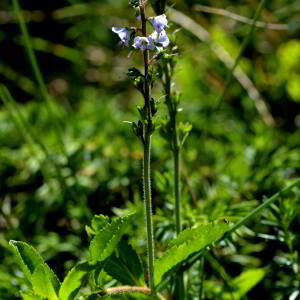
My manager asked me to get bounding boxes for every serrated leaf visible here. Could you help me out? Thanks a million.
[31,264,59,300]
[89,214,135,263]
[59,262,94,300]
[9,240,44,281]
[44,263,61,295]
[91,215,110,232]
[86,215,110,236]
[223,268,266,300]
[154,222,230,286]
[85,225,95,238]
[20,291,43,300]
[168,222,229,247]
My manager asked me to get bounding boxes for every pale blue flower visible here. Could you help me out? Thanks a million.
[150,30,170,49]
[151,14,168,33]
[112,27,130,46]
[133,36,155,50]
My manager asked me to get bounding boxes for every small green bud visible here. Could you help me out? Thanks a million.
[132,120,144,138]
[137,105,147,120]
[127,67,143,78]
[150,98,158,116]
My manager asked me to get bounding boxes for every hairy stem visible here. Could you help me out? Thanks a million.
[143,133,155,291]
[140,0,155,293]
[174,149,181,235]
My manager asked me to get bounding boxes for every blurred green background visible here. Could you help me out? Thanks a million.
[1,0,300,299]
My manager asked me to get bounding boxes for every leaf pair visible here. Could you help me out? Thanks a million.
[61,213,137,299]
[10,213,136,300]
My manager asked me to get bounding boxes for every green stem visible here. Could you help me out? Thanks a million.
[12,0,65,152]
[199,256,204,300]
[140,0,155,293]
[174,149,181,235]
[216,0,267,110]
[143,132,155,292]
[164,60,184,299]
[174,149,184,299]
[12,0,92,220]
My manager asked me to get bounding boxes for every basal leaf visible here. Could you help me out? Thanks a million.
[59,262,94,300]
[20,291,43,300]
[89,214,135,263]
[223,268,266,300]
[9,240,44,281]
[154,222,230,286]
[31,264,59,300]
[44,263,61,296]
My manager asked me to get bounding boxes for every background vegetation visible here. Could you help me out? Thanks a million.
[1,0,300,299]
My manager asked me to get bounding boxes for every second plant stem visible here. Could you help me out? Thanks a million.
[164,62,184,299]
[140,0,155,293]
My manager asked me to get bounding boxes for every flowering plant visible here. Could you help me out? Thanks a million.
[112,14,169,51]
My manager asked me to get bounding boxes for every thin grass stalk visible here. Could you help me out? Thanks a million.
[0,85,63,201]
[12,0,65,151]
[198,256,204,300]
[140,0,155,293]
[0,85,91,218]
[216,0,267,110]
[12,0,92,219]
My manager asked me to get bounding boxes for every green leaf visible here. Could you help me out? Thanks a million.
[89,214,135,263]
[9,240,44,281]
[104,240,143,286]
[9,240,60,298]
[20,291,43,300]
[86,215,110,236]
[31,264,59,300]
[117,240,143,283]
[104,255,136,286]
[154,222,230,286]
[59,262,94,300]
[223,268,266,300]
[168,222,229,247]
[92,215,110,231]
